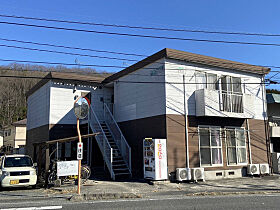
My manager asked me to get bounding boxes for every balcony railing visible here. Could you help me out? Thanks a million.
[220,92,243,113]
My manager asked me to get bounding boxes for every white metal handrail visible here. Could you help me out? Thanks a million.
[88,105,115,180]
[220,92,243,113]
[104,103,132,175]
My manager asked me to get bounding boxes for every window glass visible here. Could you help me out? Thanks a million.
[4,157,33,167]
[195,72,206,90]
[227,148,237,164]
[221,76,228,92]
[206,73,219,90]
[232,77,242,93]
[236,129,246,146]
[226,130,236,147]
[200,128,210,146]
[211,128,221,146]
[212,148,222,164]
[199,127,222,166]
[201,148,211,165]
[226,128,247,165]
[237,148,247,163]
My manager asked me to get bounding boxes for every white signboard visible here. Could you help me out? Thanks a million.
[57,160,78,177]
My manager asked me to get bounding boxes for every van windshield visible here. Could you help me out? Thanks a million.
[4,157,33,167]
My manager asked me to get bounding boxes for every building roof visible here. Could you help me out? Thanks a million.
[27,49,271,97]
[12,119,27,127]
[103,48,270,84]
[267,93,280,104]
[26,72,107,97]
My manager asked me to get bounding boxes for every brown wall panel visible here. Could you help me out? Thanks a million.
[249,119,268,164]
[166,114,186,173]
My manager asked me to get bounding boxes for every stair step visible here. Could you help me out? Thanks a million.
[114,172,131,175]
[113,164,127,167]
[114,168,129,171]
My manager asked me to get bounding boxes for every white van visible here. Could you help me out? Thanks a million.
[0,155,37,188]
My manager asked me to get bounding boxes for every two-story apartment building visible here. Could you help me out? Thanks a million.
[26,48,270,180]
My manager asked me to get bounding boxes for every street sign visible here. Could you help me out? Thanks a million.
[77,142,83,160]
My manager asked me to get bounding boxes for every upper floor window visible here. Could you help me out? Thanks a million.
[195,72,219,91]
[220,76,243,113]
[5,129,11,137]
[221,76,242,94]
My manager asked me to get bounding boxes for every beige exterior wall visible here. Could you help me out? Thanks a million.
[3,126,16,148]
[3,126,26,149]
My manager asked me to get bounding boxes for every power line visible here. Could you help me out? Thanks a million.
[0,38,145,57]
[0,43,139,62]
[1,14,280,37]
[1,20,280,47]
[1,37,280,70]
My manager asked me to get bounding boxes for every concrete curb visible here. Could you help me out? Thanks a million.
[185,190,280,197]
[69,192,142,201]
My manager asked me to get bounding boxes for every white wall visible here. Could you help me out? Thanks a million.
[27,81,51,130]
[27,81,114,129]
[114,58,166,122]
[49,82,113,124]
[165,58,266,120]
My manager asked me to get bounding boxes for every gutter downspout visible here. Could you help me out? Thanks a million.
[246,119,252,164]
[183,75,189,168]
[261,75,271,171]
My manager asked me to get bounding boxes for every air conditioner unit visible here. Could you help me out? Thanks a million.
[247,164,260,175]
[176,168,191,181]
[259,163,269,175]
[191,168,205,181]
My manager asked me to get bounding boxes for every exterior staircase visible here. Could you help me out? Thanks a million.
[88,103,132,180]
[100,123,131,180]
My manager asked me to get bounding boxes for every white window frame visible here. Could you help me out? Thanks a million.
[225,127,247,166]
[195,71,219,91]
[198,126,223,167]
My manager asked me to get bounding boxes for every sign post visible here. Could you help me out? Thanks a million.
[73,96,89,195]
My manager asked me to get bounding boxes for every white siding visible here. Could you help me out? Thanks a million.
[165,58,266,120]
[49,82,113,124]
[27,81,51,130]
[114,58,166,122]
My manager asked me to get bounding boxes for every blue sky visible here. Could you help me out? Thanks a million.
[0,1,279,89]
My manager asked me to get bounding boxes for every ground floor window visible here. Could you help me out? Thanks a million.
[226,128,247,165]
[199,127,223,166]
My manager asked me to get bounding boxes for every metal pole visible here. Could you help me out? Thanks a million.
[183,75,189,168]
[77,118,82,195]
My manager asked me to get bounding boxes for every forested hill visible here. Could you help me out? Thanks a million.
[0,63,109,128]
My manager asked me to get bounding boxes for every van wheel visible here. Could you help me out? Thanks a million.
[31,184,36,189]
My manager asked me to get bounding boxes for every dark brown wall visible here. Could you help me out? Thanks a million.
[26,124,49,157]
[249,119,269,164]
[119,115,166,178]
[166,115,186,173]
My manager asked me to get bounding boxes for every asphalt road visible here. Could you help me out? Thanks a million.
[1,190,280,210]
